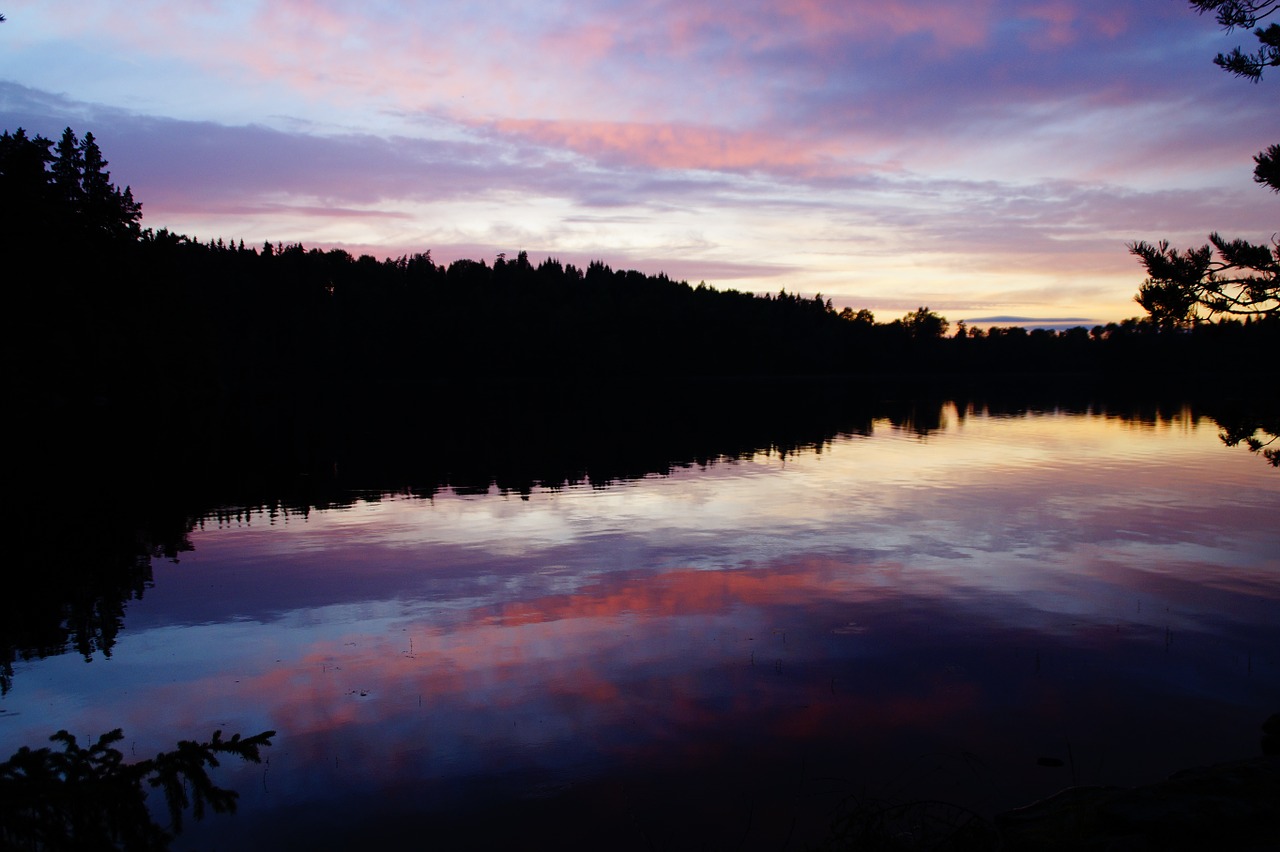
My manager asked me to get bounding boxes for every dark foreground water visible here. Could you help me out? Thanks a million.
[3,402,1278,849]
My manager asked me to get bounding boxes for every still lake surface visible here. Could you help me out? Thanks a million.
[3,401,1278,849]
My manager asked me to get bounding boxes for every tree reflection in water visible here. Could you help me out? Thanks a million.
[1208,402,1280,466]
[3,391,1274,697]
[1,390,1275,849]
[0,728,274,851]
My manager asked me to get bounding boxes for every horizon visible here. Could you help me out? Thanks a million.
[1,1,1276,326]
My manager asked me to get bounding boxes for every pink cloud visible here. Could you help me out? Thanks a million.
[781,0,998,51]
[580,0,1004,59]
[538,20,624,67]
[1020,1,1087,47]
[1017,2,1134,48]
[85,0,1020,128]
[482,118,848,175]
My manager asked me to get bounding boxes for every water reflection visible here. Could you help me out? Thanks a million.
[2,399,1277,849]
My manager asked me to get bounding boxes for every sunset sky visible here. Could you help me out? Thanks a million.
[2,1,1276,325]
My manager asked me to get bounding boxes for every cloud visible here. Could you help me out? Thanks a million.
[2,0,1276,322]
[966,315,1098,328]
[6,75,1271,325]
[476,118,850,176]
[0,83,737,212]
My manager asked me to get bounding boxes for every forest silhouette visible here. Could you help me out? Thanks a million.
[3,124,1278,851]
[3,124,1278,691]
[3,124,1278,690]
[4,125,1278,430]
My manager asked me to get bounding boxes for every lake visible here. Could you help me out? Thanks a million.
[2,398,1277,850]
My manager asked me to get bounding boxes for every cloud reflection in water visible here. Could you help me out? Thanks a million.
[2,409,1277,849]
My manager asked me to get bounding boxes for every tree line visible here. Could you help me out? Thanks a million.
[2,123,1277,450]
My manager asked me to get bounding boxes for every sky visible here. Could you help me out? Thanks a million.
[1,1,1277,325]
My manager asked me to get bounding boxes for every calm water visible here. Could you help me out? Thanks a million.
[3,403,1278,849]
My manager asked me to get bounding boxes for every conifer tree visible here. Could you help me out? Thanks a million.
[52,127,84,211]
[1130,1,1279,324]
[1189,0,1280,81]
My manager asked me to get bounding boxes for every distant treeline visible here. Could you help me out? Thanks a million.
[4,126,1278,428]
